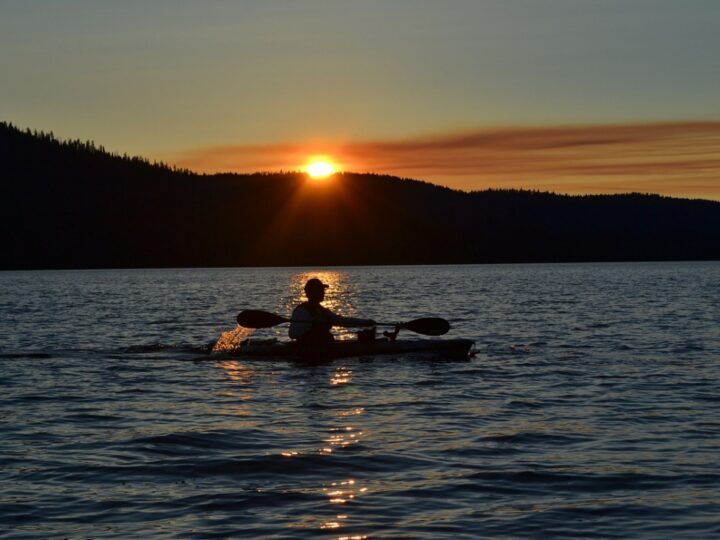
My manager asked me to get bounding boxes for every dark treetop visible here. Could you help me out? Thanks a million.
[2,121,719,269]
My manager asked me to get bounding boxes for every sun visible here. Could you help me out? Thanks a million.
[306,160,336,179]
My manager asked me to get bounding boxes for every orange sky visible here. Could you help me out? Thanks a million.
[169,121,720,200]
[4,3,719,200]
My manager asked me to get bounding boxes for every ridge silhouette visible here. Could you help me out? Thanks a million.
[2,121,719,269]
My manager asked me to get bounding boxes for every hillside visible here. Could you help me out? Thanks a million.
[2,121,719,269]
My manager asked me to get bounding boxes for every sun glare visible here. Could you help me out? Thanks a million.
[307,160,336,179]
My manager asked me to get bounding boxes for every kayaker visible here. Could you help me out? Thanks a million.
[289,278,375,345]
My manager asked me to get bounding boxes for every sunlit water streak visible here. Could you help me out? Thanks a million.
[0,263,719,539]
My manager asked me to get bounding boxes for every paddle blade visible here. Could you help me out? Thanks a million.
[236,310,289,328]
[400,317,450,336]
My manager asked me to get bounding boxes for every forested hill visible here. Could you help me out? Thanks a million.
[2,121,719,269]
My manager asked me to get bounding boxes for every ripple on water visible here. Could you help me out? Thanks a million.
[0,263,719,538]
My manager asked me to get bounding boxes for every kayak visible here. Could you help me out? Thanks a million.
[229,338,475,360]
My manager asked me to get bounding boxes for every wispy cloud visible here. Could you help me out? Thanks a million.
[167,121,720,199]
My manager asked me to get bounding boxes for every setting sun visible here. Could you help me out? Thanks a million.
[307,160,336,178]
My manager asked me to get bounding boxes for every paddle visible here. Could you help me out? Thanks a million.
[399,317,450,336]
[236,310,290,329]
[236,309,450,336]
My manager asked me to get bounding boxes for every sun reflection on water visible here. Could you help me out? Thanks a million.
[338,407,365,417]
[331,366,353,385]
[216,359,254,383]
[214,360,256,425]
[324,478,364,504]
[325,425,364,450]
[288,381,371,536]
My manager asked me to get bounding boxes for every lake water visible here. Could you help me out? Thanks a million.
[1,263,719,539]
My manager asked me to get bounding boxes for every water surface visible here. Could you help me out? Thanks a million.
[1,263,719,538]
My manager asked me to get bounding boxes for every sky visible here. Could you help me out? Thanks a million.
[1,0,719,199]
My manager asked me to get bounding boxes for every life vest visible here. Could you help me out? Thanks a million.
[298,301,334,344]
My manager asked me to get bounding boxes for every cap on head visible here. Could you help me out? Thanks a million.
[304,278,329,295]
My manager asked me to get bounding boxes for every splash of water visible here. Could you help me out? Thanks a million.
[211,326,255,353]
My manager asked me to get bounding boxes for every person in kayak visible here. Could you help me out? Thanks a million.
[289,278,375,345]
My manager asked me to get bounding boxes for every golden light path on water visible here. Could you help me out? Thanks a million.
[215,359,370,536]
[214,269,371,538]
[309,367,369,536]
[214,360,257,428]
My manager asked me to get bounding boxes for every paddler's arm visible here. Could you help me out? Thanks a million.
[326,309,376,328]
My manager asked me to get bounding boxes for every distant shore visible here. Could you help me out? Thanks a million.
[2,122,720,270]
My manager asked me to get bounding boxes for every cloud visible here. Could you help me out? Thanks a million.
[167,121,720,199]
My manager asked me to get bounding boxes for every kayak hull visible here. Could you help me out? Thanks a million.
[229,338,475,360]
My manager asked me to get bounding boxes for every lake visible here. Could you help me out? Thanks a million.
[1,263,719,538]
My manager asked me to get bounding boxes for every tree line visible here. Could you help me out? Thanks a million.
[2,121,719,269]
